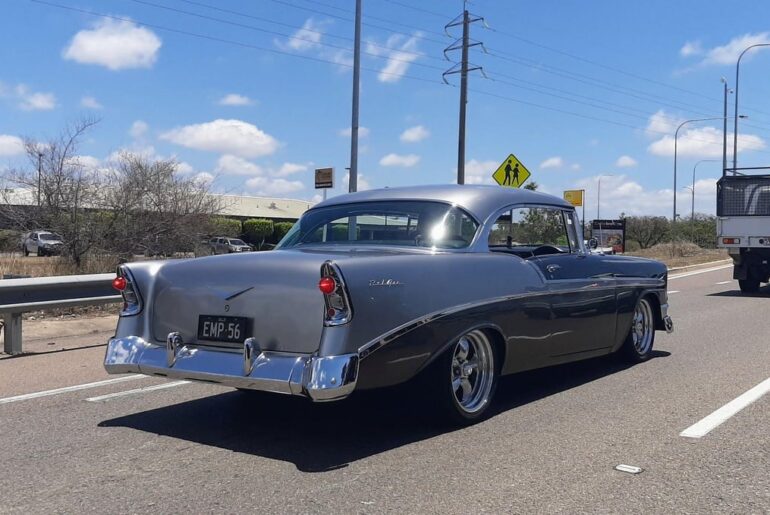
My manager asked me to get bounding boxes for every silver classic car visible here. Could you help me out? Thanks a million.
[105,185,673,424]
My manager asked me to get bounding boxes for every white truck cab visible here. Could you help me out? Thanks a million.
[717,174,770,293]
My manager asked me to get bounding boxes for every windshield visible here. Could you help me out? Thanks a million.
[38,233,61,241]
[228,239,246,246]
[277,201,479,249]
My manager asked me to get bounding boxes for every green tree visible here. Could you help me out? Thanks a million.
[243,218,274,249]
[624,216,670,249]
[209,217,242,238]
[273,221,294,242]
[523,181,539,191]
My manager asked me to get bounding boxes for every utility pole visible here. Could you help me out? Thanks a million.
[444,5,485,185]
[348,0,362,193]
[37,152,43,207]
[721,77,730,176]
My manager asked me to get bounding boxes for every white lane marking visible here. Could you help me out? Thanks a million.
[85,380,190,402]
[0,375,144,405]
[669,264,732,280]
[667,290,680,294]
[680,377,770,439]
[716,280,731,285]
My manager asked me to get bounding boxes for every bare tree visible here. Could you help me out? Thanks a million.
[624,216,671,249]
[0,120,222,269]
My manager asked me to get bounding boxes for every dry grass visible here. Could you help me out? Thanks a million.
[627,243,729,269]
[0,252,122,278]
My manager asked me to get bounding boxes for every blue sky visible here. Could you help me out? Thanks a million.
[2,0,770,218]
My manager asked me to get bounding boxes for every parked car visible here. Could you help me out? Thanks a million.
[105,185,673,424]
[206,237,253,254]
[20,230,64,256]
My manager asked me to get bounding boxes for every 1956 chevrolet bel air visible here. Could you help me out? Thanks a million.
[105,185,673,424]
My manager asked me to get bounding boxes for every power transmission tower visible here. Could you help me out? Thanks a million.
[444,5,486,185]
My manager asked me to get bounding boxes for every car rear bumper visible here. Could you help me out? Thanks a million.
[104,335,358,401]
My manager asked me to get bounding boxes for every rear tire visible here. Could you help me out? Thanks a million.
[621,296,655,363]
[422,329,498,426]
[739,278,760,293]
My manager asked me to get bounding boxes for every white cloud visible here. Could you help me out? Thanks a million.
[700,32,770,66]
[400,125,430,143]
[680,40,703,57]
[343,172,371,191]
[80,96,102,109]
[161,119,279,158]
[273,162,308,177]
[176,161,194,175]
[15,85,56,111]
[539,156,564,169]
[216,154,264,176]
[366,33,422,83]
[193,172,215,186]
[463,159,497,185]
[379,153,420,167]
[69,155,101,170]
[648,126,765,158]
[575,174,721,217]
[615,155,638,168]
[571,163,582,171]
[339,126,370,138]
[246,176,304,195]
[645,110,680,138]
[275,18,328,52]
[129,120,149,140]
[0,135,25,156]
[63,18,162,70]
[218,93,254,106]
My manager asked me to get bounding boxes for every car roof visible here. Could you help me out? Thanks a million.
[312,184,572,222]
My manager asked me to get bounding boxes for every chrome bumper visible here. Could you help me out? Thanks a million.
[104,335,358,402]
[661,303,674,334]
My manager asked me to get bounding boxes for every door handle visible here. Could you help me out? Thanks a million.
[546,264,561,273]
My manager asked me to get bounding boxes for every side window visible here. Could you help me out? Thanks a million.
[488,206,571,252]
[564,211,580,253]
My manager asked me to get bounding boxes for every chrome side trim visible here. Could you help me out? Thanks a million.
[104,337,358,402]
[357,284,667,359]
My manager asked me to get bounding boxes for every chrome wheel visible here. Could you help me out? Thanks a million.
[450,330,495,414]
[631,298,654,355]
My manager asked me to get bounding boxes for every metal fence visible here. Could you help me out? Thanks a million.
[0,273,120,355]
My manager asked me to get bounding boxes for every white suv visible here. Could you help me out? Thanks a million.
[20,230,64,257]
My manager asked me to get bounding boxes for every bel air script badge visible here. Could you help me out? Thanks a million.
[369,279,403,287]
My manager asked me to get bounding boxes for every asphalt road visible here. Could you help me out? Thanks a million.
[1,263,769,513]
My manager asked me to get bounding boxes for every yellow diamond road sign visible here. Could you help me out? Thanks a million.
[493,154,531,188]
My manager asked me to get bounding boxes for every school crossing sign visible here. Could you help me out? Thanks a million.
[492,153,531,188]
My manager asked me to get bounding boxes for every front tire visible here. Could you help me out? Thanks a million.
[621,296,655,363]
[739,278,760,293]
[425,329,498,425]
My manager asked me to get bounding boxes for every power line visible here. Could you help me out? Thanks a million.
[381,0,449,19]
[31,0,444,84]
[124,0,447,74]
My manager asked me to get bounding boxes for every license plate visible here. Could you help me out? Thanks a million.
[197,315,250,344]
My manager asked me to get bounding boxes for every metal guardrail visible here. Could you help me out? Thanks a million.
[0,274,120,355]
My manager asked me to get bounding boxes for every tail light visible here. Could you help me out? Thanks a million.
[722,237,740,245]
[320,261,353,326]
[115,266,143,316]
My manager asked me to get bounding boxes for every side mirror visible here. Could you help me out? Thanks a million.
[588,238,598,250]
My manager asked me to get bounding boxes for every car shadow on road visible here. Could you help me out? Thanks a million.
[707,286,769,297]
[99,351,670,473]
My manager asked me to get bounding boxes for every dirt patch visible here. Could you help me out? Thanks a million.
[627,242,729,268]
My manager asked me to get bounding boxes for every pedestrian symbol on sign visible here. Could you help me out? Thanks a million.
[493,154,530,188]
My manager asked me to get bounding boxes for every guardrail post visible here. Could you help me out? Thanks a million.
[2,312,22,355]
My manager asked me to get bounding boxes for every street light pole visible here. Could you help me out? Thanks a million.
[348,0,362,193]
[673,117,725,227]
[36,152,43,207]
[721,77,732,176]
[733,43,770,172]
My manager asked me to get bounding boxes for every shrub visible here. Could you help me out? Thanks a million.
[243,218,274,248]
[273,221,294,242]
[209,217,242,237]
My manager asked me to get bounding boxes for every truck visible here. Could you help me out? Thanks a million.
[716,172,770,293]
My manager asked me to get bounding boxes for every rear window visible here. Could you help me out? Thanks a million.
[277,201,479,249]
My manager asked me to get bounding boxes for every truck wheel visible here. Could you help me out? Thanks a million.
[423,329,498,426]
[739,279,760,293]
[621,296,655,363]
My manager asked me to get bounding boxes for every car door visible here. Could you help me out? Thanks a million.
[511,206,617,359]
[29,233,39,254]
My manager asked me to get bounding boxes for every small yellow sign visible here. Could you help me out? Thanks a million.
[492,154,531,188]
[563,189,584,207]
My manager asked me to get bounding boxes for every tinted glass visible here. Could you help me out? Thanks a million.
[277,201,478,249]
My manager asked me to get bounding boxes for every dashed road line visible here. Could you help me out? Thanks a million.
[715,280,731,285]
[667,290,680,294]
[0,375,145,405]
[86,380,190,402]
[680,377,770,439]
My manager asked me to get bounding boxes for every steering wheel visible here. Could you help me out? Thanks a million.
[531,245,563,256]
